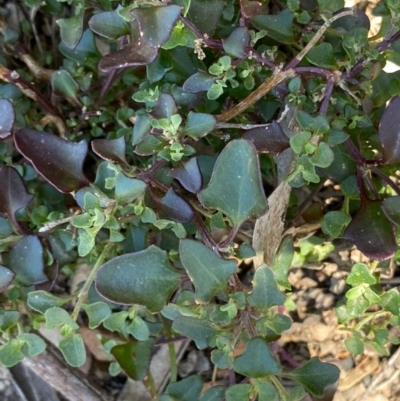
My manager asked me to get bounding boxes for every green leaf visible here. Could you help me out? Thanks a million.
[45,307,79,330]
[321,211,351,238]
[179,240,237,303]
[346,263,376,285]
[0,311,21,331]
[52,70,80,105]
[382,196,400,227]
[288,357,340,397]
[271,236,294,290]
[199,385,225,401]
[310,142,334,168]
[82,302,112,329]
[187,0,225,34]
[225,384,252,401]
[255,380,278,401]
[133,113,152,145]
[89,8,130,40]
[306,42,336,68]
[132,5,181,47]
[296,111,330,134]
[27,291,70,314]
[95,245,180,312]
[103,311,129,333]
[223,27,250,58]
[172,316,218,349]
[344,335,364,355]
[5,235,47,286]
[0,265,15,292]
[18,333,46,357]
[207,83,224,100]
[198,139,268,227]
[0,340,24,367]
[126,316,150,341]
[248,265,286,309]
[251,9,295,44]
[233,337,281,377]
[165,375,204,401]
[115,173,147,204]
[380,288,400,315]
[57,12,84,49]
[290,131,311,154]
[59,333,86,367]
[185,112,216,139]
[72,212,95,228]
[288,386,306,401]
[110,339,154,380]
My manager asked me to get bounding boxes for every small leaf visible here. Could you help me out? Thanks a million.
[0,99,15,139]
[223,27,250,58]
[248,265,286,309]
[344,335,364,355]
[255,380,278,401]
[165,376,204,401]
[251,9,295,44]
[0,340,24,367]
[199,386,225,401]
[271,235,294,290]
[92,137,129,167]
[151,93,177,119]
[18,333,46,357]
[133,114,152,145]
[0,265,15,292]
[89,8,130,40]
[183,72,215,93]
[225,384,252,401]
[115,173,147,204]
[344,200,397,261]
[180,239,237,303]
[14,129,89,193]
[95,245,180,312]
[82,302,112,329]
[172,316,218,349]
[111,340,154,380]
[168,158,202,193]
[185,111,216,139]
[57,12,84,48]
[321,211,351,238]
[188,0,225,34]
[199,139,268,227]
[346,263,376,285]
[27,290,70,314]
[45,306,79,330]
[243,121,290,154]
[126,316,150,341]
[59,333,86,367]
[233,337,281,377]
[310,142,334,168]
[288,357,340,397]
[306,43,336,69]
[0,311,21,331]
[158,188,194,223]
[52,70,80,105]
[103,311,129,333]
[379,96,400,164]
[4,236,47,286]
[0,166,34,229]
[380,288,400,315]
[131,5,181,47]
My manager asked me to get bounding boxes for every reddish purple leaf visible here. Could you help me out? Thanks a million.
[92,136,129,167]
[242,121,290,154]
[0,166,34,231]
[158,188,194,223]
[344,200,397,261]
[0,99,15,139]
[14,129,89,193]
[168,158,202,193]
[240,0,262,18]
[379,96,400,164]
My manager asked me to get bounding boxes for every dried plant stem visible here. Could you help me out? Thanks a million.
[216,8,356,123]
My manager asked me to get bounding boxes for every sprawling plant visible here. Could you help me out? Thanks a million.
[2,0,400,399]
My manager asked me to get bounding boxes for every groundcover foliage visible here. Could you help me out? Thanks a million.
[2,0,400,399]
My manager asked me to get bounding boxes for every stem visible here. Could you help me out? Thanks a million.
[143,372,157,399]
[294,66,333,78]
[168,343,178,383]
[354,310,389,331]
[218,226,239,248]
[250,50,276,70]
[193,213,218,251]
[242,310,257,338]
[319,78,334,116]
[179,16,223,49]
[71,243,112,321]
[284,8,356,70]
[139,159,167,181]
[270,376,289,401]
